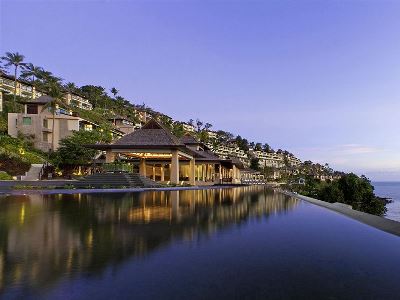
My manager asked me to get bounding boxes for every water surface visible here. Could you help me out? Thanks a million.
[373,181,400,222]
[0,186,400,299]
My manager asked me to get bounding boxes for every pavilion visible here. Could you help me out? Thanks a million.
[88,119,244,185]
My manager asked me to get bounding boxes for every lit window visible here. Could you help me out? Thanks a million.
[22,117,32,125]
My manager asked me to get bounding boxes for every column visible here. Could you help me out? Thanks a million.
[139,158,146,176]
[232,165,237,183]
[189,158,196,185]
[105,150,115,163]
[201,165,206,182]
[171,190,180,220]
[170,150,179,184]
[160,165,165,181]
[152,165,156,180]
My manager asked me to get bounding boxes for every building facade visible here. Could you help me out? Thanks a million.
[1,73,93,111]
[8,96,95,152]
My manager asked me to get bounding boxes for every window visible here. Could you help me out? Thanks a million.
[26,104,38,114]
[43,132,48,142]
[22,117,32,125]
[43,119,48,128]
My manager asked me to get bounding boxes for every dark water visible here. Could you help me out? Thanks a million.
[0,187,400,299]
[373,182,400,222]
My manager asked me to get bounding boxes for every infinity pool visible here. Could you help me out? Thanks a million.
[1,187,400,299]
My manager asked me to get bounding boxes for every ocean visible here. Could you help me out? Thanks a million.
[373,182,400,222]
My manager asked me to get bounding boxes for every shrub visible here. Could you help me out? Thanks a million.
[0,171,13,180]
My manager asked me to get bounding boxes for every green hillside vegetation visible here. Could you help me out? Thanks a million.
[291,173,387,216]
[0,134,46,176]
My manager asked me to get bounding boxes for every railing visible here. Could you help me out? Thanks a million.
[38,161,51,180]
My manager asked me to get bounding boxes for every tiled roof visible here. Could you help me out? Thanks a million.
[180,134,199,145]
[113,119,184,147]
[19,95,54,104]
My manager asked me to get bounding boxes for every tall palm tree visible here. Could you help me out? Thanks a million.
[64,82,78,93]
[1,52,26,109]
[20,63,43,98]
[42,81,67,152]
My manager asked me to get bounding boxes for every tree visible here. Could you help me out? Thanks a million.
[54,130,105,167]
[64,82,78,94]
[20,63,43,98]
[42,82,67,152]
[80,85,107,108]
[204,122,212,130]
[196,119,203,132]
[250,157,260,171]
[110,87,119,98]
[1,52,26,109]
[319,181,344,203]
[172,122,185,137]
[254,143,262,151]
[263,143,271,152]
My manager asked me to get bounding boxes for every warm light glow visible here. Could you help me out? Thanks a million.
[20,204,25,225]
[127,152,173,159]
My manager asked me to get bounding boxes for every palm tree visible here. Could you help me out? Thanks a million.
[42,82,67,152]
[64,82,78,94]
[1,52,26,109]
[20,63,43,98]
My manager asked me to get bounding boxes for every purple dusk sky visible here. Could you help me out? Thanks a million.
[1,0,400,180]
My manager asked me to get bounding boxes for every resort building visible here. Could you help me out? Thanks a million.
[181,122,196,133]
[1,73,45,101]
[134,109,152,124]
[206,130,218,140]
[209,142,250,166]
[108,116,135,135]
[89,119,247,185]
[7,95,121,152]
[64,92,92,110]
[0,73,93,111]
[251,150,302,169]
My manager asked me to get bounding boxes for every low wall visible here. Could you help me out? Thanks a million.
[283,190,400,237]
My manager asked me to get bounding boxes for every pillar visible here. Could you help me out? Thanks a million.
[160,165,165,181]
[171,150,179,184]
[171,190,180,220]
[189,158,196,185]
[105,150,115,163]
[139,158,146,176]
[152,165,156,180]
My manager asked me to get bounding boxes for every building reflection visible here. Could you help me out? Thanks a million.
[0,187,298,294]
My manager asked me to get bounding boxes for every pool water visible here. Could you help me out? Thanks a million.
[0,186,400,299]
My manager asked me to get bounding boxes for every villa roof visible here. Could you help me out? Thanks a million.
[192,148,222,162]
[112,119,185,147]
[107,115,130,121]
[19,95,54,104]
[180,134,199,145]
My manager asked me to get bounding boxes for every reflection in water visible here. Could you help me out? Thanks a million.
[0,186,297,295]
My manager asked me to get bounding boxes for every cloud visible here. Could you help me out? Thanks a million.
[334,144,381,155]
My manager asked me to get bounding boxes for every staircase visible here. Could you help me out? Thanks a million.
[76,172,162,188]
[21,164,44,181]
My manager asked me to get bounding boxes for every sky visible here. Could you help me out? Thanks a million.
[1,0,400,180]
